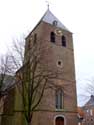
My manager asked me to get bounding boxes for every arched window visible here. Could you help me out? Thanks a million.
[62,36,66,47]
[56,89,63,109]
[50,32,55,43]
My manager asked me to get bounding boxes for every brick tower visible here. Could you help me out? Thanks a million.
[25,9,77,125]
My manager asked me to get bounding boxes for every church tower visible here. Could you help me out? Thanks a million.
[25,9,77,125]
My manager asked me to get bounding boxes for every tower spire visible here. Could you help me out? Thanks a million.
[46,1,50,10]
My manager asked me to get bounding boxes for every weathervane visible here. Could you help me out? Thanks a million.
[46,1,50,10]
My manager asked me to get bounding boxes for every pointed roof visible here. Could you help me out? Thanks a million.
[41,9,69,31]
[85,95,94,106]
[0,74,15,95]
[26,9,70,39]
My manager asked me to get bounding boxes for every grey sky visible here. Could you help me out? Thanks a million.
[0,0,94,106]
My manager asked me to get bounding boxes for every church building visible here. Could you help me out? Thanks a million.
[0,8,77,125]
[25,9,78,125]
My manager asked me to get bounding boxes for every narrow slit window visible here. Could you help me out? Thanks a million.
[50,32,55,43]
[34,33,37,44]
[62,36,66,47]
[56,89,63,109]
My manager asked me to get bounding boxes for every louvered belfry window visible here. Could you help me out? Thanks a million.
[50,32,55,43]
[62,35,66,47]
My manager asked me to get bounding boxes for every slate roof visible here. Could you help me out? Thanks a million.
[85,95,94,106]
[0,74,15,94]
[42,9,69,31]
[26,9,70,39]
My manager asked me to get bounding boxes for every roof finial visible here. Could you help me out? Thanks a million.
[46,1,50,10]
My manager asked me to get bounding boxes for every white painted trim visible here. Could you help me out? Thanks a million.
[54,114,66,125]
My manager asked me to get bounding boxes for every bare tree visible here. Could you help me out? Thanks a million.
[0,35,73,125]
[9,36,61,125]
[0,36,25,124]
[0,54,15,124]
[8,37,25,74]
[83,78,94,96]
[77,78,94,107]
[0,55,9,121]
[0,55,12,98]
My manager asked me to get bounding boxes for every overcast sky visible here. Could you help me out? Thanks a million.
[0,0,94,106]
